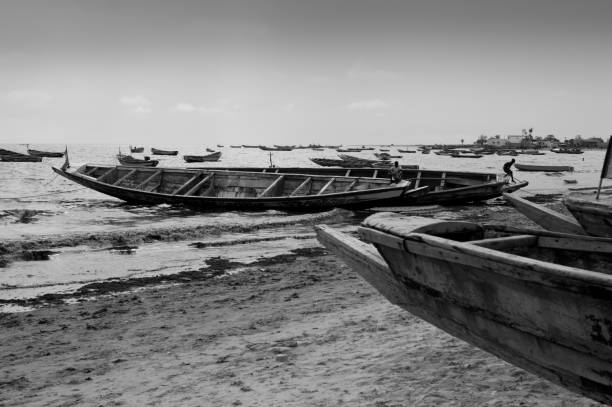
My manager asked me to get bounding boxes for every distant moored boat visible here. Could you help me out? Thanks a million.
[151,148,178,155]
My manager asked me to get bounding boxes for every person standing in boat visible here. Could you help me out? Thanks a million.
[389,161,402,184]
[503,158,515,183]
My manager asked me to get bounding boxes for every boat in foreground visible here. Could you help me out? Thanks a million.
[151,148,178,156]
[197,166,527,205]
[52,165,425,210]
[564,190,612,238]
[514,163,574,172]
[316,213,612,405]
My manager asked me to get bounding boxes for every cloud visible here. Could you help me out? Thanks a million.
[172,99,240,115]
[3,90,51,108]
[120,95,152,113]
[345,99,390,111]
[347,65,402,81]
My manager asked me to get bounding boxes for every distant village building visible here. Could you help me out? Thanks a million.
[506,135,524,145]
[485,135,509,147]
[582,137,605,148]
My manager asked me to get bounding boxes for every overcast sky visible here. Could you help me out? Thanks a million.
[1,0,611,145]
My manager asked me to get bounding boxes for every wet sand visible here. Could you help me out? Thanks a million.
[0,198,604,406]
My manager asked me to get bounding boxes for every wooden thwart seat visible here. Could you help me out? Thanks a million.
[317,177,336,195]
[344,178,359,192]
[172,172,202,196]
[290,177,312,197]
[136,170,162,190]
[258,175,285,198]
[113,169,137,186]
[97,167,117,183]
[185,173,214,196]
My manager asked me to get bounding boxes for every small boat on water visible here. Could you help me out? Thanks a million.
[496,150,519,156]
[0,148,42,162]
[117,154,159,167]
[130,146,144,153]
[316,213,612,405]
[217,144,224,148]
[151,148,178,156]
[206,148,215,153]
[52,165,424,210]
[183,151,222,163]
[260,146,294,151]
[27,147,64,158]
[242,145,259,148]
[397,149,416,153]
[230,145,241,148]
[514,164,574,172]
[336,148,363,153]
[518,149,545,155]
[379,148,390,152]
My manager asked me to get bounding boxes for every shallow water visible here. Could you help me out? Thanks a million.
[0,143,606,307]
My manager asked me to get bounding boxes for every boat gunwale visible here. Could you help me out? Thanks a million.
[359,220,612,291]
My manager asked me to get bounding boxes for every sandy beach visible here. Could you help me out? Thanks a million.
[0,197,604,406]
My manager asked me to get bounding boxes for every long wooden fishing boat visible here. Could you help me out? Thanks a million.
[196,166,527,204]
[450,152,483,158]
[151,148,178,156]
[0,148,42,162]
[564,190,612,237]
[117,154,159,167]
[502,192,585,235]
[515,163,574,172]
[183,151,222,163]
[52,164,426,210]
[316,213,612,405]
[259,146,293,151]
[397,149,416,153]
[130,146,144,153]
[375,153,402,159]
[27,148,64,158]
[552,147,583,154]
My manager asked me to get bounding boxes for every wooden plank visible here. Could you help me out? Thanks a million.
[538,236,612,254]
[289,177,312,197]
[144,182,161,193]
[97,167,116,183]
[136,170,161,190]
[372,170,378,178]
[414,171,422,188]
[172,173,201,196]
[503,192,585,235]
[470,235,538,250]
[344,178,359,192]
[84,166,98,176]
[345,169,351,177]
[258,175,285,198]
[112,169,137,186]
[440,172,446,188]
[185,173,213,196]
[317,177,336,195]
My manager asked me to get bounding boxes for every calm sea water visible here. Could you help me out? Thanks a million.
[0,143,606,308]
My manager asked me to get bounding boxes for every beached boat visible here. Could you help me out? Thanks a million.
[242,145,259,148]
[117,154,159,167]
[336,148,363,153]
[52,165,426,210]
[503,192,586,235]
[27,148,64,158]
[316,213,612,405]
[514,164,574,172]
[197,166,527,205]
[230,145,241,148]
[0,148,43,162]
[450,152,483,158]
[564,190,612,237]
[217,144,224,148]
[552,147,584,154]
[183,151,222,163]
[151,148,178,156]
[375,153,402,159]
[130,146,144,153]
[397,149,416,153]
[206,148,215,152]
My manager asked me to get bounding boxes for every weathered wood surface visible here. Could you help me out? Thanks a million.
[565,191,612,238]
[353,213,612,405]
[503,192,586,235]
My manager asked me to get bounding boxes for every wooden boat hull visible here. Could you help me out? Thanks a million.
[196,166,527,204]
[515,164,574,172]
[565,191,612,237]
[27,149,64,158]
[318,214,612,405]
[52,166,421,211]
[503,192,585,235]
[151,148,178,155]
[0,155,42,162]
[130,147,144,153]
